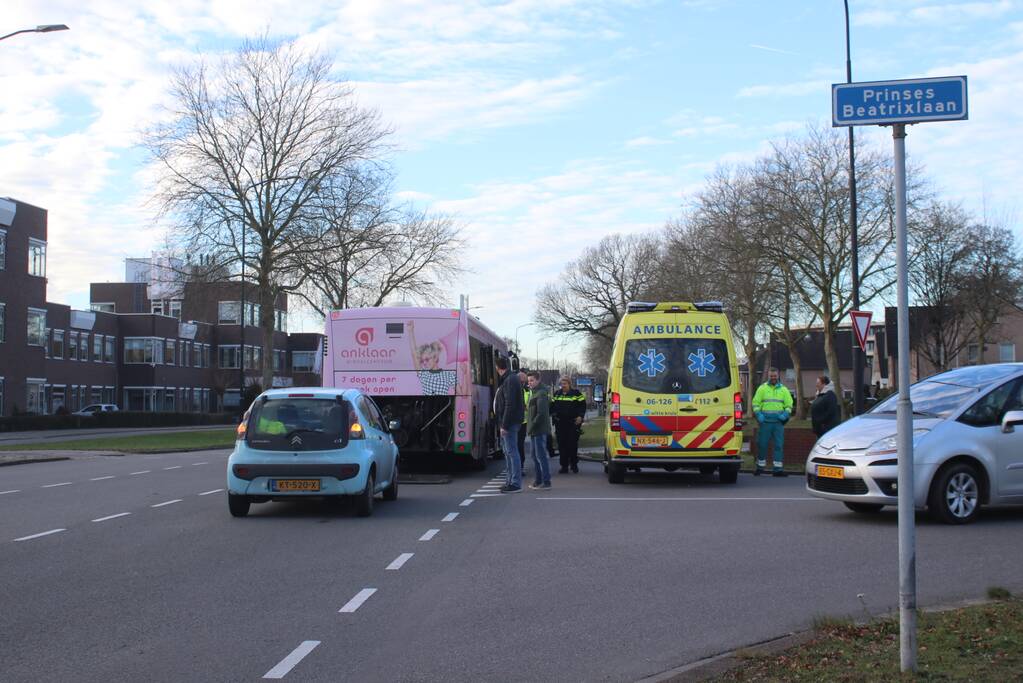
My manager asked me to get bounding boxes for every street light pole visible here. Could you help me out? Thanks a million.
[514,322,533,355]
[0,24,69,42]
[844,1,864,416]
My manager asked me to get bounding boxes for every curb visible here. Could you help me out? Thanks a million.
[0,456,71,467]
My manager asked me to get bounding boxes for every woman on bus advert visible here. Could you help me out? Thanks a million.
[408,320,459,395]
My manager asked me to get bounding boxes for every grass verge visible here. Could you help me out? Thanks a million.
[0,429,237,453]
[578,415,606,450]
[712,596,1022,682]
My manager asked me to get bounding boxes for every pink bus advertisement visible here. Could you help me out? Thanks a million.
[323,306,510,465]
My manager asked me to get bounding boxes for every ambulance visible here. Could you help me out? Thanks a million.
[604,301,743,484]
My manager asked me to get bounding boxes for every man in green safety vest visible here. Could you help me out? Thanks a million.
[518,370,531,473]
[751,367,793,477]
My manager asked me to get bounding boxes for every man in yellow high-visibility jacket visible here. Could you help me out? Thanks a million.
[751,367,793,477]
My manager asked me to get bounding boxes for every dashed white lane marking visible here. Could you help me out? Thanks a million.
[537,497,826,502]
[339,588,377,613]
[199,489,224,496]
[479,485,501,490]
[163,466,183,470]
[386,553,414,570]
[470,493,501,498]
[459,499,474,507]
[14,528,65,542]
[90,476,115,481]
[263,640,320,679]
[130,470,150,475]
[442,513,459,522]
[92,512,131,523]
[0,490,20,495]
[41,482,72,488]
[191,462,208,466]
[419,529,440,541]
[151,499,182,508]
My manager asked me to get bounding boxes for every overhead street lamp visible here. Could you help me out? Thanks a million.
[0,24,70,42]
[514,322,534,354]
[844,1,865,415]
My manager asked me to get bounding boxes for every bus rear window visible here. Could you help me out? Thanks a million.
[622,338,730,395]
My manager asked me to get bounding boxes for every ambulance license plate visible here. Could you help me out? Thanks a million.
[632,435,671,447]
[816,465,844,479]
[270,479,321,492]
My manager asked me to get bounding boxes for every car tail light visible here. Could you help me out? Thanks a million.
[349,422,365,439]
[610,392,621,432]
[236,409,250,439]
[233,465,250,478]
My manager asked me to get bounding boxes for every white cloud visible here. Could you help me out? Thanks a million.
[736,79,835,99]
[625,136,672,147]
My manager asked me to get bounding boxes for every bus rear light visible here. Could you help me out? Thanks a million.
[458,411,467,420]
[610,392,621,431]
[458,431,466,438]
[349,422,365,439]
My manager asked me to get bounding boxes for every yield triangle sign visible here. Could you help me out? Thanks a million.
[850,310,873,352]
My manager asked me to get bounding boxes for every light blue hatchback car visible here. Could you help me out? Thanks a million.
[227,387,399,517]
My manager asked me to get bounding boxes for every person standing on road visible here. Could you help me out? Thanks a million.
[552,376,586,474]
[525,371,552,490]
[810,375,841,437]
[494,357,524,492]
[751,367,793,477]
[518,369,530,475]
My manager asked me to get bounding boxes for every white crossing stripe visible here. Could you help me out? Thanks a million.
[41,482,72,488]
[470,493,501,498]
[163,466,182,470]
[92,512,131,523]
[263,640,321,679]
[419,529,440,541]
[191,462,208,466]
[14,528,65,542]
[386,553,414,570]
[442,513,459,522]
[459,499,474,506]
[151,499,182,508]
[339,588,377,613]
[198,489,224,496]
[0,490,21,495]
[90,476,115,481]
[130,470,150,475]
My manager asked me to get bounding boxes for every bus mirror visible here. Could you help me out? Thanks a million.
[388,419,402,431]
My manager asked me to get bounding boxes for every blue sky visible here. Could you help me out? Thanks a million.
[2,0,1022,364]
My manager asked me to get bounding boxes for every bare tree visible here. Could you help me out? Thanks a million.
[146,37,391,388]
[960,222,1023,358]
[909,201,974,371]
[535,233,660,341]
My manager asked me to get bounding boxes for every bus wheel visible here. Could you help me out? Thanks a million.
[608,461,626,484]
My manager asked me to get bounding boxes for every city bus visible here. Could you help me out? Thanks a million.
[322,305,510,467]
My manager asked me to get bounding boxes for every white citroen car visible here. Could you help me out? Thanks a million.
[806,364,1023,523]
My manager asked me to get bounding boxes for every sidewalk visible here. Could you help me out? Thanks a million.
[0,450,118,467]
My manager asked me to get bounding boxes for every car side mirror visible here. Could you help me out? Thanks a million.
[1001,410,1023,433]
[388,420,401,431]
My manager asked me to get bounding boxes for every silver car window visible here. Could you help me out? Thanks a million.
[872,380,979,418]
[958,379,1019,427]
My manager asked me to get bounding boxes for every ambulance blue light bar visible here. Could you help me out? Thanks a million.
[626,301,658,313]
[694,301,723,312]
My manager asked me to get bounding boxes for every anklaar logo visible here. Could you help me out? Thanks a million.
[355,327,374,346]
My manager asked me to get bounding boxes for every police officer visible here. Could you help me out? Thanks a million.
[751,366,794,477]
[551,376,586,473]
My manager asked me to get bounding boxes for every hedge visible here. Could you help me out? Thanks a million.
[0,411,238,433]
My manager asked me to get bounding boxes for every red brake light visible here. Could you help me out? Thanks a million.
[458,411,466,420]
[288,393,315,398]
[610,392,621,432]
[734,392,744,428]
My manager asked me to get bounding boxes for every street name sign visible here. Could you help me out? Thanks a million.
[832,76,967,127]
[850,310,873,352]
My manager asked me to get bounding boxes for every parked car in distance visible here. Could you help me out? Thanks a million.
[72,404,119,416]
[806,363,1023,523]
[226,387,400,518]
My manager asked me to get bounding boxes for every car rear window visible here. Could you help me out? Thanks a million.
[246,397,351,451]
[622,338,731,395]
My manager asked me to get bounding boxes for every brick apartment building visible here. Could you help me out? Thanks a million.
[0,196,323,417]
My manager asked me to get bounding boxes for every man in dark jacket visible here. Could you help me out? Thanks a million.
[810,375,841,436]
[494,357,524,492]
[551,377,586,473]
[525,371,552,489]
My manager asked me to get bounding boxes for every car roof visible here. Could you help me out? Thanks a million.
[923,363,1023,388]
[257,387,363,401]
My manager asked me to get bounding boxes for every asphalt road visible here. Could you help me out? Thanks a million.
[2,452,1022,682]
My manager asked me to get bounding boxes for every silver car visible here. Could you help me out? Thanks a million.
[806,363,1023,523]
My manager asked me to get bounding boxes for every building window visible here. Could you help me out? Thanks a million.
[105,336,114,363]
[151,300,164,316]
[51,329,64,358]
[90,387,102,405]
[124,338,163,364]
[244,345,261,370]
[27,308,46,346]
[219,345,240,369]
[124,387,160,412]
[103,386,116,405]
[163,389,176,412]
[275,309,288,332]
[26,379,45,414]
[218,301,240,324]
[79,333,89,362]
[0,302,5,343]
[292,351,315,372]
[193,343,202,368]
[169,300,182,320]
[999,343,1016,363]
[165,339,175,365]
[191,388,202,412]
[91,302,115,313]
[245,302,260,327]
[0,228,6,270]
[203,344,210,369]
[273,349,286,372]
[94,335,103,362]
[69,331,79,360]
[28,239,46,277]
[967,343,980,365]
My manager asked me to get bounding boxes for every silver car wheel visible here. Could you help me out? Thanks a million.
[945,471,978,519]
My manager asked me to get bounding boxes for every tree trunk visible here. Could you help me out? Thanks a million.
[744,323,758,415]
[259,276,275,391]
[790,345,806,419]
